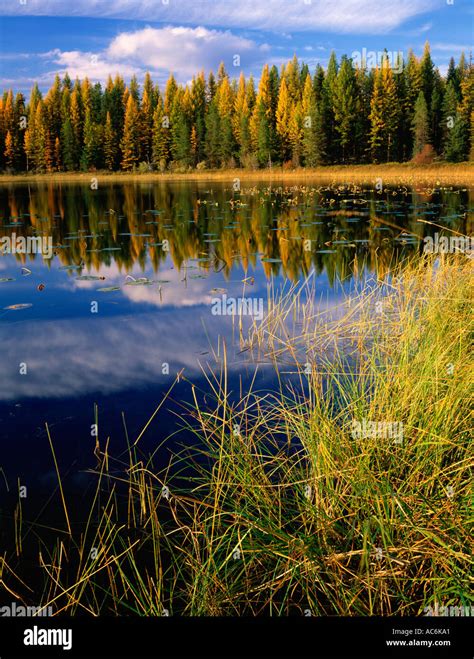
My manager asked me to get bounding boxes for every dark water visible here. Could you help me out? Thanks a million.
[0,180,471,493]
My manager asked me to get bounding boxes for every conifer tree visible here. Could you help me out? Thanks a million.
[170,90,191,166]
[204,99,221,167]
[54,136,61,170]
[301,74,325,166]
[332,56,357,161]
[152,99,170,169]
[411,91,430,157]
[60,117,76,171]
[250,65,273,166]
[81,110,103,169]
[322,51,338,161]
[420,42,435,114]
[441,76,469,162]
[140,83,154,163]
[4,131,14,168]
[191,72,206,163]
[121,94,139,170]
[369,58,399,162]
[33,101,48,170]
[276,77,292,161]
[104,111,117,170]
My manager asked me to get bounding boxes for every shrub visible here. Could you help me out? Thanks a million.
[412,144,436,164]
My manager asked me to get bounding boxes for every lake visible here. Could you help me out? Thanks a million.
[0,180,471,495]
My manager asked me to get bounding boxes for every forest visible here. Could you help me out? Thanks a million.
[0,42,473,173]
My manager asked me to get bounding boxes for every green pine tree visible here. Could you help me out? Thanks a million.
[412,91,430,157]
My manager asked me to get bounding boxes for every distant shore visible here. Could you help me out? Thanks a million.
[0,163,473,186]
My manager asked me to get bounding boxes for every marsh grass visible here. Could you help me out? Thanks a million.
[0,163,473,186]
[1,254,472,617]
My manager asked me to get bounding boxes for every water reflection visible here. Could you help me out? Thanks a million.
[1,182,471,283]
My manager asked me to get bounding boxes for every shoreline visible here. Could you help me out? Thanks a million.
[0,163,473,185]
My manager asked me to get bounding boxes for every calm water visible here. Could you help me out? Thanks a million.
[0,180,471,493]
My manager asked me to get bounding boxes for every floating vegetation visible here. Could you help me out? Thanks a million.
[124,277,154,286]
[76,275,105,281]
[3,303,32,310]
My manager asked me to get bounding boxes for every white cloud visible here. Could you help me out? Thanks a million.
[51,49,140,82]
[38,26,266,84]
[3,0,439,34]
[107,26,264,77]
[430,43,470,52]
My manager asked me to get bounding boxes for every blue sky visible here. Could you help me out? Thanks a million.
[0,0,472,95]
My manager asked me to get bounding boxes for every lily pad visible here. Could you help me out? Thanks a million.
[76,275,103,281]
[4,303,32,310]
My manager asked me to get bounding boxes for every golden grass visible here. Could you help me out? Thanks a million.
[0,162,473,186]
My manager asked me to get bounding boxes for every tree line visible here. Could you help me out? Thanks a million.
[0,43,473,173]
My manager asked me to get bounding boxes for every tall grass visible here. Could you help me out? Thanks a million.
[1,255,472,616]
[0,162,473,185]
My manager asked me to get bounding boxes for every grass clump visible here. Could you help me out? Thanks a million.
[1,256,472,616]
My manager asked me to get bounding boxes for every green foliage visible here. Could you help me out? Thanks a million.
[412,92,430,157]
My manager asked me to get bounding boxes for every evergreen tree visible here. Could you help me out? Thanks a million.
[369,58,399,162]
[444,115,468,162]
[322,51,339,161]
[4,131,14,168]
[140,82,154,163]
[191,72,206,163]
[301,74,325,166]
[170,91,191,166]
[332,56,357,161]
[411,91,430,157]
[54,136,61,170]
[276,77,292,161]
[120,95,139,170]
[255,99,272,166]
[204,99,221,167]
[104,111,117,170]
[60,117,76,171]
[216,75,235,165]
[250,65,273,166]
[420,42,435,113]
[33,101,48,171]
[152,99,170,169]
